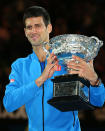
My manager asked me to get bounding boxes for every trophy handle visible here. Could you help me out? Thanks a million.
[43,42,51,57]
[90,36,103,47]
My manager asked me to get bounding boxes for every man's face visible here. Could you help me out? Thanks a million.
[24,16,52,46]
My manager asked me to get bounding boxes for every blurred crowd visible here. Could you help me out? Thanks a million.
[0,0,105,128]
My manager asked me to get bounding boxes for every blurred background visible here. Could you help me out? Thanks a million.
[0,0,105,131]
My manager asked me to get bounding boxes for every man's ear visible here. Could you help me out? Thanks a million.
[47,24,52,33]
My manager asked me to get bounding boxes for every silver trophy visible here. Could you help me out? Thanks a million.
[44,34,103,111]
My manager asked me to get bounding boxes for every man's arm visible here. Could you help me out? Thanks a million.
[3,62,42,112]
[35,52,59,87]
[67,55,105,107]
[3,53,58,112]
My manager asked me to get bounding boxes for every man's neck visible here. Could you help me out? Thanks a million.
[33,44,50,62]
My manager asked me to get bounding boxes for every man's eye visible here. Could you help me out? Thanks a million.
[25,24,42,30]
[26,26,32,30]
[35,24,42,28]
[36,24,41,27]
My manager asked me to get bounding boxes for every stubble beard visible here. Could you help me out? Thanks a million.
[29,37,43,47]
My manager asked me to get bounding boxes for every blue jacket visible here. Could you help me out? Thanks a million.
[3,51,105,131]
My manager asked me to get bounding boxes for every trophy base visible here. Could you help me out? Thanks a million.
[48,95,95,112]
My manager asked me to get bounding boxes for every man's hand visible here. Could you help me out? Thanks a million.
[42,52,59,79]
[35,53,59,87]
[67,55,98,86]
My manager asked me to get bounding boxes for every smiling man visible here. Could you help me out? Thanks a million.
[3,6,105,131]
[24,17,51,46]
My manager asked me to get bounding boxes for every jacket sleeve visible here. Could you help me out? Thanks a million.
[89,83,105,107]
[3,62,42,112]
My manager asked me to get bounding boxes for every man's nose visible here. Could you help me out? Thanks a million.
[31,26,37,32]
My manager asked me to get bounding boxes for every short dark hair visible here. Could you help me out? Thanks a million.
[23,6,51,27]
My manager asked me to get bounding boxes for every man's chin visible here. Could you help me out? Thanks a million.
[31,42,42,46]
[29,39,44,46]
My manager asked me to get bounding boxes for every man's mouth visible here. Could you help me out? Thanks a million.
[31,34,39,41]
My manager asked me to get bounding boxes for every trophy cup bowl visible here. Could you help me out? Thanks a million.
[44,34,103,111]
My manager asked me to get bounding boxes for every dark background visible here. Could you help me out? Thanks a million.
[0,0,105,131]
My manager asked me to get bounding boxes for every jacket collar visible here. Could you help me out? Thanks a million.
[31,49,52,62]
[31,51,39,61]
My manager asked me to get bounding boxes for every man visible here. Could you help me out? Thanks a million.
[3,6,105,131]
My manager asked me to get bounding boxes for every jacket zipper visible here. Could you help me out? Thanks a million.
[42,83,44,131]
[40,62,45,131]
[73,111,75,127]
